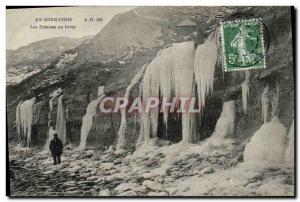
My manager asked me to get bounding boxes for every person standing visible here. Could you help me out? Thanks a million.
[49,134,63,165]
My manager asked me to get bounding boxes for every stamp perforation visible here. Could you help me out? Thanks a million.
[220,18,266,72]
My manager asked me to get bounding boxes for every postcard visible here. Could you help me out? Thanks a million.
[6,6,295,197]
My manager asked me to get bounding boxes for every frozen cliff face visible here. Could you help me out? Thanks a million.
[244,117,287,166]
[284,120,294,167]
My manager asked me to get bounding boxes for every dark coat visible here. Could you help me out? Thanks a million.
[49,137,63,156]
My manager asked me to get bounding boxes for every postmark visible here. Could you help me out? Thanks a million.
[220,18,266,72]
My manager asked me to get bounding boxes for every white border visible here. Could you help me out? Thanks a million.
[1,1,298,202]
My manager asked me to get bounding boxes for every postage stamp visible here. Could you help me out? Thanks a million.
[220,18,266,72]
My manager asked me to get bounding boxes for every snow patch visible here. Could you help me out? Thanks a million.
[244,117,287,166]
[55,52,78,69]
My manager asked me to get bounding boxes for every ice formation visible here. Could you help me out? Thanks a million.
[261,86,269,123]
[48,88,62,119]
[44,88,62,149]
[139,35,217,144]
[271,84,280,118]
[199,100,235,150]
[16,97,36,147]
[116,65,147,150]
[241,71,250,113]
[244,116,287,165]
[78,86,105,150]
[141,41,195,144]
[56,95,67,145]
[16,100,23,142]
[284,120,294,167]
[194,33,218,111]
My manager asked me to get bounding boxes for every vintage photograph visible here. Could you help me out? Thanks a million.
[6,6,295,197]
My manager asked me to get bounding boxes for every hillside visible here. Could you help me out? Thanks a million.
[7,36,93,85]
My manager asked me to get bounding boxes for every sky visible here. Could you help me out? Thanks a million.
[6,6,134,50]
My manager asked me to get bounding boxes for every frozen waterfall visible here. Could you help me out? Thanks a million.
[199,100,235,150]
[141,41,195,144]
[44,88,62,149]
[116,65,147,150]
[56,95,67,146]
[16,97,36,147]
[139,36,217,145]
[78,86,105,151]
[194,33,218,111]
[211,100,235,139]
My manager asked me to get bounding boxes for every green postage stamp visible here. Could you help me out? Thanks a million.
[221,18,266,72]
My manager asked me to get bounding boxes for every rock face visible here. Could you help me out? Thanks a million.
[7,7,294,153]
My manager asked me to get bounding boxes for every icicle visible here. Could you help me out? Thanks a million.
[140,41,196,144]
[16,100,23,143]
[78,87,105,151]
[172,42,195,143]
[194,33,218,112]
[284,120,294,167]
[56,95,67,146]
[261,86,269,123]
[17,97,36,147]
[116,65,147,150]
[139,33,217,146]
[271,84,280,118]
[241,70,250,113]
